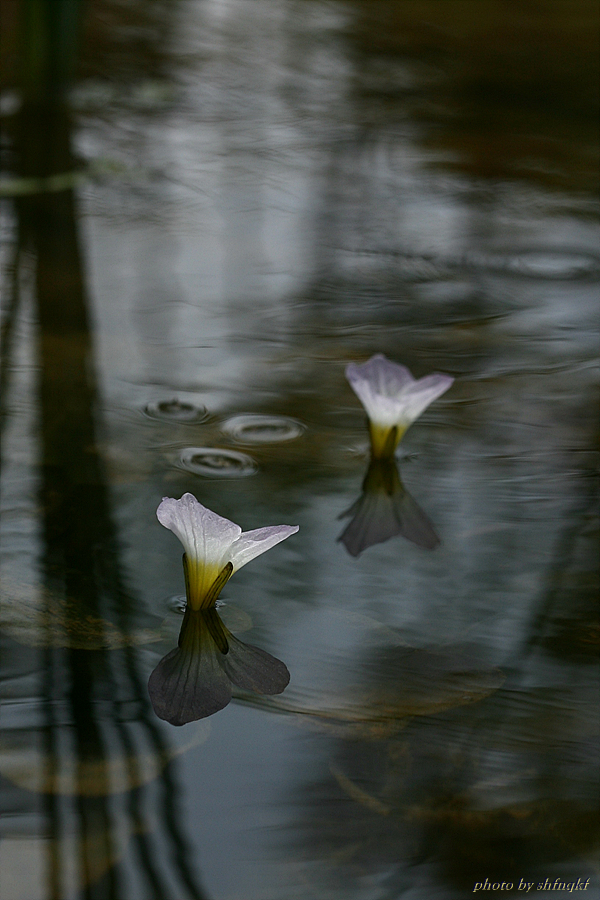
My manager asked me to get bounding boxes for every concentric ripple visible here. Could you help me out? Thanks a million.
[162,597,253,634]
[143,398,209,423]
[222,414,305,443]
[166,595,187,614]
[179,447,257,477]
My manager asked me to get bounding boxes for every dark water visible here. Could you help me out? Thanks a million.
[1,1,598,898]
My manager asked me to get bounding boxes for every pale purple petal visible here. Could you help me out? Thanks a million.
[346,381,401,426]
[399,373,455,424]
[346,354,453,428]
[347,354,415,397]
[228,525,299,572]
[346,355,415,426]
[157,494,241,567]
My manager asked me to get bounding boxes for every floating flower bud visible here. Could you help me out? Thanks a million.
[338,457,439,556]
[149,494,297,724]
[346,354,454,458]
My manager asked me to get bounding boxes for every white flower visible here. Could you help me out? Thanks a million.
[150,493,296,723]
[346,354,454,457]
[157,493,298,610]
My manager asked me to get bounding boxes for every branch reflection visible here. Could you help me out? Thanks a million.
[0,5,208,895]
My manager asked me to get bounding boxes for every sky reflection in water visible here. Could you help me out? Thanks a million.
[0,1,598,898]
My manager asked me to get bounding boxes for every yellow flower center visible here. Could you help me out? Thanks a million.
[183,555,233,610]
[368,423,406,459]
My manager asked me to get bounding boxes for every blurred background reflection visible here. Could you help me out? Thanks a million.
[1,1,598,898]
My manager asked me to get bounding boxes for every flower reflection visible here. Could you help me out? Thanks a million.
[346,354,454,458]
[149,606,291,726]
[338,457,440,555]
[148,494,297,724]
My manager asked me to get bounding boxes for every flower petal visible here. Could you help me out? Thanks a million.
[399,373,455,424]
[218,631,290,695]
[347,354,415,396]
[228,525,299,572]
[147,608,232,724]
[157,494,241,567]
[346,354,454,429]
[346,355,415,426]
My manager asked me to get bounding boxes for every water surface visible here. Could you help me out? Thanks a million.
[1,2,598,898]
